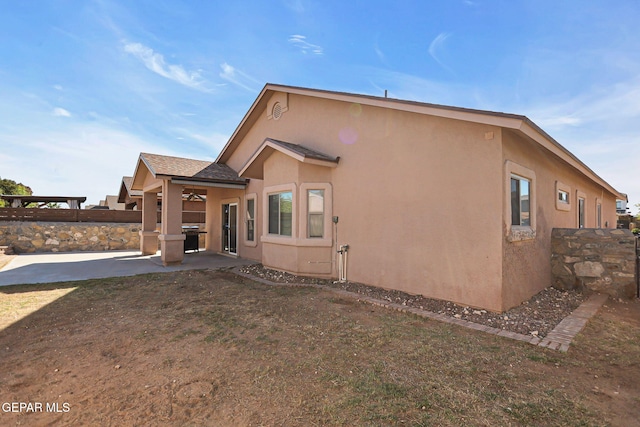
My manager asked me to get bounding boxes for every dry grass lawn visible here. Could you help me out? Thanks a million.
[0,269,638,426]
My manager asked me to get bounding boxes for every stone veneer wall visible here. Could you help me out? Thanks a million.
[0,221,141,253]
[551,228,637,299]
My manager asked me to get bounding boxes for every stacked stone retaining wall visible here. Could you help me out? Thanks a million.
[0,221,142,253]
[551,228,637,299]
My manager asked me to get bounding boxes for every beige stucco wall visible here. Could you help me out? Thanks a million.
[218,90,621,312]
[501,129,619,309]
[228,93,507,311]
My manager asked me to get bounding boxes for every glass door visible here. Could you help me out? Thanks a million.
[222,203,238,255]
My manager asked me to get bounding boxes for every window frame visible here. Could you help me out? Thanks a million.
[504,161,536,242]
[576,190,586,228]
[244,193,258,247]
[307,189,325,238]
[511,174,531,227]
[262,184,297,245]
[299,183,333,247]
[268,191,293,236]
[555,181,571,212]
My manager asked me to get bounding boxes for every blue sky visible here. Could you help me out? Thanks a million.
[1,0,638,211]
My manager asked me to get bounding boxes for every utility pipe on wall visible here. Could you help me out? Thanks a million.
[337,244,349,282]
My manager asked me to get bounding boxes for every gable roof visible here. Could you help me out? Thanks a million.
[131,153,247,191]
[239,138,340,179]
[117,176,142,203]
[216,83,623,199]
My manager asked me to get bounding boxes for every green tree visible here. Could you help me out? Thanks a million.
[0,177,33,207]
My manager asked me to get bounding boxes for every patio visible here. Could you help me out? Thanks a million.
[0,250,254,286]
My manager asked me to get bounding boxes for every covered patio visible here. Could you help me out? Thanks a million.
[130,153,248,266]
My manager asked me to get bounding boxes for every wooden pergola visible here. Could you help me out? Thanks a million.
[0,195,87,209]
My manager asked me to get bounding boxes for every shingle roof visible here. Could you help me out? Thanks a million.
[121,176,142,196]
[265,138,339,163]
[140,153,246,184]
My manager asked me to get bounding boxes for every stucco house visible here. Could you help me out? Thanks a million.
[131,84,624,312]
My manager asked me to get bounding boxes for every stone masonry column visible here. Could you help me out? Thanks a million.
[159,180,185,266]
[139,191,159,255]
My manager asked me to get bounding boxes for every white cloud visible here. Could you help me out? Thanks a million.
[284,0,305,14]
[520,78,640,208]
[169,127,230,153]
[1,121,168,204]
[52,107,72,117]
[288,35,323,55]
[219,62,259,92]
[123,42,209,92]
[374,42,386,64]
[526,77,640,132]
[428,32,453,71]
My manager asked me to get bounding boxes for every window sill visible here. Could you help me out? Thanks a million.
[261,235,333,247]
[262,235,296,246]
[508,226,536,242]
[243,239,258,248]
[297,237,333,247]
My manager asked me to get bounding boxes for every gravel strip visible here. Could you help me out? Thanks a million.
[238,264,590,339]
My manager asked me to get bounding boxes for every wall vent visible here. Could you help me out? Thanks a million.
[272,102,283,120]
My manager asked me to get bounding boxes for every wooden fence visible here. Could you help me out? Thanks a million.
[0,208,206,224]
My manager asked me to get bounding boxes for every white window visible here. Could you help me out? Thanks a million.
[511,175,531,226]
[307,190,324,238]
[268,192,292,236]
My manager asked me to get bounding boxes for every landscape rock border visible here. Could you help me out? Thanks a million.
[235,264,593,341]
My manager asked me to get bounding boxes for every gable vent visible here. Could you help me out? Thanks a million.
[272,102,283,120]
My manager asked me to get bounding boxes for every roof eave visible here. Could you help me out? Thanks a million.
[130,155,156,192]
[217,83,623,199]
[216,84,273,164]
[238,138,339,179]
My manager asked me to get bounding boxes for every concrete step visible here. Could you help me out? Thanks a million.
[0,245,14,255]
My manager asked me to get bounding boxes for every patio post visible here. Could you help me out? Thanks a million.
[159,180,185,266]
[139,190,159,255]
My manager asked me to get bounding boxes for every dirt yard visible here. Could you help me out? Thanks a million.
[0,269,638,426]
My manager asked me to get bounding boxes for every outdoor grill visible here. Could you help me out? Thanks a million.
[182,226,206,253]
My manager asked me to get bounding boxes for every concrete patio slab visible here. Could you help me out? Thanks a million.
[0,251,255,287]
